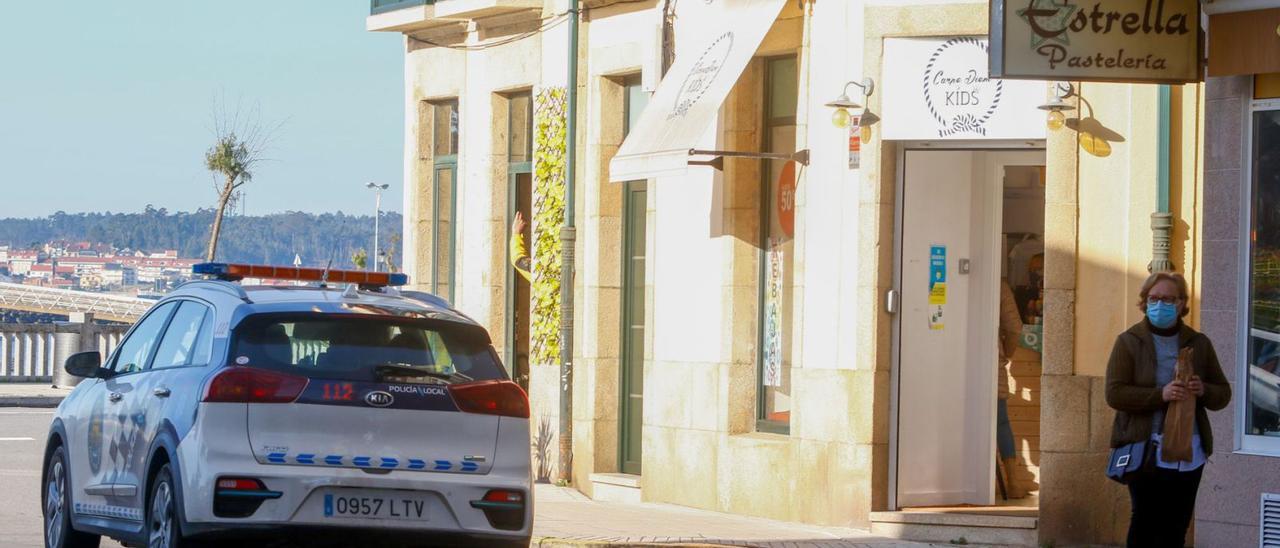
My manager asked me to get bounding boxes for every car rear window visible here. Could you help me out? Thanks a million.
[230,314,506,383]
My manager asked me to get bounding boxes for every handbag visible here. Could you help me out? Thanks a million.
[1106,439,1153,484]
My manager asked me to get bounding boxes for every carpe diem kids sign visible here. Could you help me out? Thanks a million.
[990,0,1202,84]
[881,37,1048,141]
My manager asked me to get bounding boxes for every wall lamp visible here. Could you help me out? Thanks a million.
[825,78,880,142]
[1037,82,1120,158]
[1037,82,1076,131]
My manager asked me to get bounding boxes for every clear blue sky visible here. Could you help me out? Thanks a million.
[0,1,403,218]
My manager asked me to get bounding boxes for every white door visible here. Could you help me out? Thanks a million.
[895,149,1041,507]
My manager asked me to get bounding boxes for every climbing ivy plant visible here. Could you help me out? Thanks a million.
[531,87,567,368]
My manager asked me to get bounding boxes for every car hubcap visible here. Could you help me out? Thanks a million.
[149,481,172,548]
[45,460,64,548]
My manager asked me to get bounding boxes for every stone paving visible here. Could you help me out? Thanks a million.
[533,485,938,548]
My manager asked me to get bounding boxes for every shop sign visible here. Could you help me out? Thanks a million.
[777,161,797,238]
[882,37,1048,141]
[763,238,785,387]
[848,118,861,169]
[990,0,1202,84]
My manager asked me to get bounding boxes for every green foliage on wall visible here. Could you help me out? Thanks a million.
[531,87,567,368]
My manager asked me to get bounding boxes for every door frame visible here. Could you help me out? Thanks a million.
[887,140,1046,510]
[505,167,531,380]
[619,180,648,475]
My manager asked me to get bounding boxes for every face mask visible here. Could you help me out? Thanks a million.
[1147,301,1178,329]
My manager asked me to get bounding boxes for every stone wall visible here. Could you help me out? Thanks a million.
[1038,80,1206,545]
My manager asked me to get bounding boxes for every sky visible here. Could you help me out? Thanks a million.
[0,1,404,218]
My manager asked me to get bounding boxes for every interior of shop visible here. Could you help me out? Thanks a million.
[996,164,1046,510]
[895,149,1045,516]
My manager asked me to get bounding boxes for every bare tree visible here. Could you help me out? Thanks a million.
[204,100,278,261]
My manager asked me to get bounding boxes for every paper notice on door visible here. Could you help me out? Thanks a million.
[929,245,946,330]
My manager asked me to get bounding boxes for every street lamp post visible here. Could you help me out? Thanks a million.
[365,182,390,272]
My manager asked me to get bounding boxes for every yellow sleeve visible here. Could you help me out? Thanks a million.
[509,232,532,282]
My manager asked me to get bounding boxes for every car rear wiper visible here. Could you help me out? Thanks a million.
[374,362,453,382]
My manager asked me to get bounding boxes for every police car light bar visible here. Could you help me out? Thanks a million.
[193,262,408,287]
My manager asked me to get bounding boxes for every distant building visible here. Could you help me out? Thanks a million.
[26,263,75,280]
[99,263,136,288]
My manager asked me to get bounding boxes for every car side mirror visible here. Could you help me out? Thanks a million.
[64,351,104,378]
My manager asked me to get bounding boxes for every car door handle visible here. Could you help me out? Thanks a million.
[153,387,171,398]
[108,392,123,403]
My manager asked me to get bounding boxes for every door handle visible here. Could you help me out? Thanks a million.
[108,392,123,403]
[153,387,171,398]
[886,289,900,315]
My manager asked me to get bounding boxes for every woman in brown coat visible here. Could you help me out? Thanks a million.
[1105,272,1231,547]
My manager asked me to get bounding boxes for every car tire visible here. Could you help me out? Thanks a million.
[146,465,196,548]
[43,445,101,548]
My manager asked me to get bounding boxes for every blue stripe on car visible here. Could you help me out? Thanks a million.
[261,452,480,473]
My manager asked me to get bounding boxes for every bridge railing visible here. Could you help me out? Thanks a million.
[0,281,151,323]
[0,322,129,382]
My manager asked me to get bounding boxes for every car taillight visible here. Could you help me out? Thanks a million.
[470,489,526,530]
[449,380,529,418]
[216,478,266,491]
[483,490,524,504]
[203,367,308,404]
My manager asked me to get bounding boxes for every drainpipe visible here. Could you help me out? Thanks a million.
[1150,85,1173,273]
[558,0,580,486]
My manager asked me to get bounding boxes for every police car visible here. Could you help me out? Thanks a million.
[41,263,532,548]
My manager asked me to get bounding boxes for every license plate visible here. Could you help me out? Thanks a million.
[321,491,431,521]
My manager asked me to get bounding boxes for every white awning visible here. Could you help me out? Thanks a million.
[608,0,787,182]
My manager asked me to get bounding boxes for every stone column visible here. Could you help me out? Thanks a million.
[1149,211,1174,273]
[51,326,83,389]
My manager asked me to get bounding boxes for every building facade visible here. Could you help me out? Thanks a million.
[1196,1,1280,545]
[370,0,1253,545]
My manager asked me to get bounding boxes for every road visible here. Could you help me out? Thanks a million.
[0,408,124,548]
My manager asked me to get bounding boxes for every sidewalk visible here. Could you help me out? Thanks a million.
[532,485,937,548]
[0,383,69,407]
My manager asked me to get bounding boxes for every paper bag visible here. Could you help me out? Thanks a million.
[1162,348,1196,462]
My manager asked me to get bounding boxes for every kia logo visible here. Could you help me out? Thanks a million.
[364,391,394,408]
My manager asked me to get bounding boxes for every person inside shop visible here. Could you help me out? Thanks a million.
[997,279,1025,499]
[1009,234,1043,319]
[1104,272,1232,547]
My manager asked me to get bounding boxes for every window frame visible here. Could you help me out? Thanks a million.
[106,301,180,377]
[619,74,649,474]
[148,300,215,371]
[755,54,799,436]
[1238,95,1280,456]
[431,99,460,303]
[504,90,534,377]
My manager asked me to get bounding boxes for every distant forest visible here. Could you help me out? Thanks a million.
[0,207,403,269]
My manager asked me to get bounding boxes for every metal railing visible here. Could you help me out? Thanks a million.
[0,282,151,323]
[0,322,129,382]
[371,0,431,15]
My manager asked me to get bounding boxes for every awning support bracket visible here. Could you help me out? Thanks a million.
[687,148,810,171]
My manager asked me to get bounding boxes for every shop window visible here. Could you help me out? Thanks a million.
[1245,106,1280,454]
[431,99,459,302]
[757,55,798,434]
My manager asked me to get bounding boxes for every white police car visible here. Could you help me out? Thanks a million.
[41,263,532,548]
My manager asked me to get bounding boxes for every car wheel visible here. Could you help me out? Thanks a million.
[43,446,100,548]
[147,465,194,548]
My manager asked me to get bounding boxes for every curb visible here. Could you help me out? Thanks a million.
[533,539,735,548]
[0,396,64,408]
